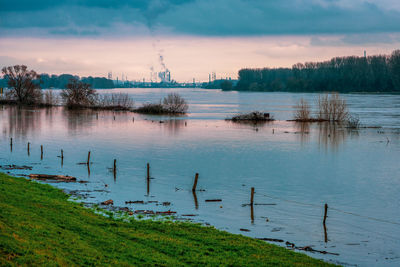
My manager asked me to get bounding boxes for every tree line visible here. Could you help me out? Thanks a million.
[234,50,400,93]
[0,73,114,89]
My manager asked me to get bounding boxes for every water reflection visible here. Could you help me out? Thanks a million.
[62,108,96,132]
[1,105,42,137]
[163,119,186,134]
[318,122,347,151]
[294,122,310,144]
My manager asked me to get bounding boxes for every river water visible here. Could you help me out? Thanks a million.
[1,88,399,266]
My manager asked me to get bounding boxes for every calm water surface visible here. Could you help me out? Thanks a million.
[1,88,400,266]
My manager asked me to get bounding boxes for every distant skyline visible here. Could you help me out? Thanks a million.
[1,0,400,82]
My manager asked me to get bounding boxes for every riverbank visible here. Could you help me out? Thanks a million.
[0,173,333,266]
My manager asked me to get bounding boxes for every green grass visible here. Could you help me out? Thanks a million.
[0,173,334,266]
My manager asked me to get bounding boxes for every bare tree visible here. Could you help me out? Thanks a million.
[60,79,97,108]
[1,65,42,104]
[42,90,59,106]
[294,98,311,121]
[162,93,188,113]
[317,93,348,122]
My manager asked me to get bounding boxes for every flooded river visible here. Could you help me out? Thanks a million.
[1,89,400,266]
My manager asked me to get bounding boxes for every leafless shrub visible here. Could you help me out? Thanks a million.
[60,79,97,108]
[317,93,348,122]
[97,93,134,110]
[134,93,189,115]
[162,93,188,114]
[42,90,59,106]
[346,115,361,129]
[294,98,311,121]
[1,65,42,104]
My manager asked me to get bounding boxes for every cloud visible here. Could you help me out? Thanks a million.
[0,0,400,38]
[310,33,400,46]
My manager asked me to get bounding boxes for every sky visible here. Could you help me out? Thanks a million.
[1,0,400,82]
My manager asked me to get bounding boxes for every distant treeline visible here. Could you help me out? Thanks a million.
[0,73,114,89]
[235,50,400,93]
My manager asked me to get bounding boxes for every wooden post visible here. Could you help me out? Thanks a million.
[323,203,328,225]
[27,142,30,156]
[192,191,199,210]
[87,151,91,165]
[61,149,64,159]
[251,203,255,224]
[192,173,199,192]
[10,138,12,151]
[147,163,150,180]
[250,187,255,206]
[41,145,43,160]
[113,159,117,180]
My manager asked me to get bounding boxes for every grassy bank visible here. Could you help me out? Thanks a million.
[0,173,333,266]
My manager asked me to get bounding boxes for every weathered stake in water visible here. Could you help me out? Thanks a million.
[250,187,255,223]
[147,163,150,195]
[250,187,255,206]
[10,138,12,151]
[41,145,43,160]
[323,203,329,243]
[27,142,30,156]
[113,159,117,180]
[192,173,199,192]
[87,151,91,165]
[192,191,199,209]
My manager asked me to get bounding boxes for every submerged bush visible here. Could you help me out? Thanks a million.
[134,102,166,114]
[135,93,188,115]
[346,115,361,129]
[162,93,188,114]
[317,93,348,122]
[42,90,59,106]
[229,111,273,122]
[60,79,97,108]
[97,93,134,110]
[293,98,311,121]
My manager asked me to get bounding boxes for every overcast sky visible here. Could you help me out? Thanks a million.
[1,0,400,81]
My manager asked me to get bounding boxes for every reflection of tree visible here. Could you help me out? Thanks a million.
[3,105,42,137]
[62,108,96,132]
[295,122,310,144]
[318,122,347,151]
[163,119,186,135]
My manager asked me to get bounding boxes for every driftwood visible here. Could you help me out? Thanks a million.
[205,199,222,202]
[1,165,32,170]
[125,200,145,204]
[101,199,114,205]
[29,174,76,181]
